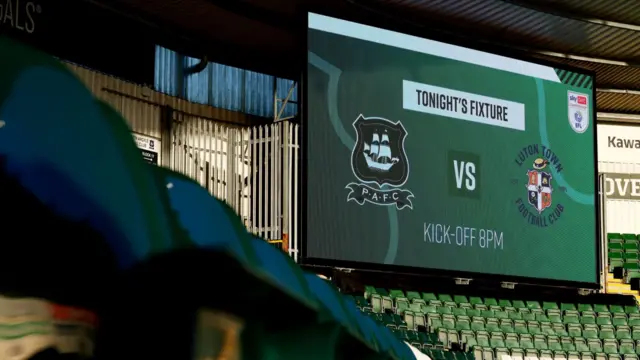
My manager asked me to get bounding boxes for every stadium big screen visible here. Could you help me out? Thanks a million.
[304,13,598,284]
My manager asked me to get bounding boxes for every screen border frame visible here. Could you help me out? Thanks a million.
[300,7,600,290]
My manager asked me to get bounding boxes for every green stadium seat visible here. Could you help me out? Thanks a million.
[541,322,555,336]
[406,291,421,302]
[453,307,466,316]
[501,319,515,333]
[364,285,377,299]
[549,310,562,323]
[580,304,595,312]
[439,294,454,302]
[520,333,534,348]
[605,339,619,354]
[423,292,437,302]
[548,336,562,351]
[535,334,548,350]
[482,310,495,318]
[439,306,453,315]
[486,318,500,332]
[509,311,522,320]
[523,312,536,321]
[471,318,486,331]
[397,298,410,314]
[565,313,580,324]
[537,313,551,323]
[574,338,588,352]
[583,313,597,325]
[467,308,481,317]
[544,302,560,310]
[469,297,483,306]
[598,315,613,326]
[628,307,640,315]
[529,321,542,335]
[562,303,577,312]
[455,295,469,304]
[625,260,640,270]
[611,242,625,251]
[614,315,629,326]
[515,320,528,334]
[589,339,604,353]
[584,324,599,339]
[600,325,615,339]
[611,251,625,259]
[561,336,575,351]
[554,323,568,336]
[499,299,512,308]
[626,252,640,261]
[609,233,623,240]
[626,270,640,284]
[513,300,526,309]
[620,340,636,354]
[568,324,582,337]
[618,326,632,340]
[528,301,542,309]
[457,316,471,331]
[612,259,626,271]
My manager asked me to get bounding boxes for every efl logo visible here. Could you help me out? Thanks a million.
[567,91,589,134]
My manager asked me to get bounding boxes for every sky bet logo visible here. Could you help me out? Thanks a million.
[569,94,587,105]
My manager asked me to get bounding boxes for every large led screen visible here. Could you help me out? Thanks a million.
[305,12,598,284]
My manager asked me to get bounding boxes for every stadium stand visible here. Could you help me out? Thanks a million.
[347,283,640,360]
[608,234,640,284]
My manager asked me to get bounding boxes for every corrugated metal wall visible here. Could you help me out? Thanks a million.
[64,62,302,260]
[154,46,298,119]
[68,63,163,140]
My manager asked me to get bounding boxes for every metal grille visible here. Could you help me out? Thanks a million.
[170,116,301,260]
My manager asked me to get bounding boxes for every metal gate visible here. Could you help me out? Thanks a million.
[170,115,301,261]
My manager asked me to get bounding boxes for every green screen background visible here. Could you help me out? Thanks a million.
[306,28,598,284]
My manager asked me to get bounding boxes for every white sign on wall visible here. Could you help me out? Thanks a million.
[132,133,161,165]
[598,124,640,164]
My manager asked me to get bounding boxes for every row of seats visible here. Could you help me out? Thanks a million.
[474,346,640,360]
[357,287,640,360]
[428,315,640,338]
[418,306,639,324]
[608,233,640,279]
[360,288,637,314]
[454,331,639,352]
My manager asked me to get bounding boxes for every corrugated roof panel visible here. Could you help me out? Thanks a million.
[244,69,275,118]
[185,56,210,104]
[209,62,245,113]
[597,92,640,114]
[154,46,179,96]
[530,54,640,90]
[374,0,640,60]
[154,46,300,119]
[514,0,640,26]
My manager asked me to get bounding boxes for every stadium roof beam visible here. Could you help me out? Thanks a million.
[597,112,640,123]
[530,51,631,67]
